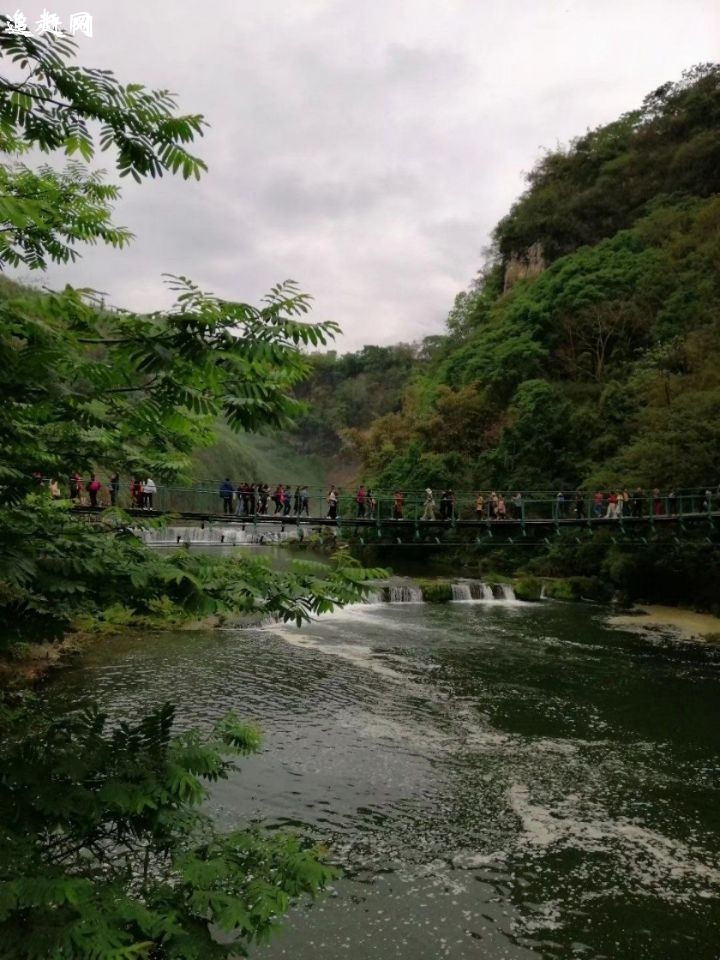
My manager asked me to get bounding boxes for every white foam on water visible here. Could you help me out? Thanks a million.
[292,601,441,636]
[508,782,720,898]
[272,627,410,684]
[271,620,513,759]
[451,850,509,869]
[528,738,579,756]
[448,580,531,605]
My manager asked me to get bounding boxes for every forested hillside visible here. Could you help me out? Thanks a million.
[291,344,417,454]
[192,345,418,489]
[336,64,720,494]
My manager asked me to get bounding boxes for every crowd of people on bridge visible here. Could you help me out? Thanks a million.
[36,473,720,521]
[220,482,719,521]
[41,473,157,509]
[218,481,381,519]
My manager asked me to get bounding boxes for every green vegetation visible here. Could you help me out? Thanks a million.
[292,345,418,459]
[0,700,334,958]
[340,65,720,495]
[193,422,328,490]
[294,65,720,611]
[418,580,453,603]
[541,577,608,603]
[513,577,543,602]
[0,24,378,958]
[523,532,717,610]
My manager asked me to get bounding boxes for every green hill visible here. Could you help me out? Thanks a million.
[191,422,328,491]
[340,64,720,495]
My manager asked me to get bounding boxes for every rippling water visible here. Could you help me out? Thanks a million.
[48,601,720,959]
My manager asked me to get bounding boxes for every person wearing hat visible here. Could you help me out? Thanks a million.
[421,487,435,521]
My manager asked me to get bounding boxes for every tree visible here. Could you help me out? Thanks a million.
[0,23,374,958]
[0,20,206,267]
[0,700,334,959]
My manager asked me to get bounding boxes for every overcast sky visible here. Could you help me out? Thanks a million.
[12,0,720,352]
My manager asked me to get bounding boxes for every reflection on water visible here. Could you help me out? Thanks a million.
[48,602,720,959]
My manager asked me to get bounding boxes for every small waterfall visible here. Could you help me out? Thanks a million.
[362,588,385,605]
[478,582,495,601]
[450,580,517,602]
[451,583,473,601]
[139,524,295,546]
[367,579,424,603]
[387,583,424,603]
[499,583,517,602]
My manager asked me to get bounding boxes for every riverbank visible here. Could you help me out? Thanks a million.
[0,615,224,689]
[609,604,720,642]
[0,633,90,687]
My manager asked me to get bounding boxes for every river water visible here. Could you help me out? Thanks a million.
[48,599,720,959]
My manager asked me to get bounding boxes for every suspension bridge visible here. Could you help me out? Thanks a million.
[72,488,720,547]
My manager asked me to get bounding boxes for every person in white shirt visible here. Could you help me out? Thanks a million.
[327,485,338,519]
[144,476,157,510]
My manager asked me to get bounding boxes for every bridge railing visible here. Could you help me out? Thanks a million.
[67,482,719,522]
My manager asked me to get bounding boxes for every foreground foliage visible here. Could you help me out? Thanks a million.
[0,24,358,958]
[0,700,334,958]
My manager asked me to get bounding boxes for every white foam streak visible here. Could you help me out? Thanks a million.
[509,782,720,895]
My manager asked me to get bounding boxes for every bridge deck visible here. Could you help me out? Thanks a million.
[76,507,718,528]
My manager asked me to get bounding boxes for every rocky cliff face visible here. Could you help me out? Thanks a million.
[503,241,546,292]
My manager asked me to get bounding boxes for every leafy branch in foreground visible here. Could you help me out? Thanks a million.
[0,498,385,646]
[0,700,334,959]
[0,24,356,960]
[0,277,339,508]
[0,17,206,179]
[0,17,206,271]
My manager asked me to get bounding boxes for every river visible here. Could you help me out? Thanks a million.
[47,596,720,959]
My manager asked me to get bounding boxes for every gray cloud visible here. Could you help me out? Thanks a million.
[11,0,719,351]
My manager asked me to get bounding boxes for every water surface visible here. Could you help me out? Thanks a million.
[49,600,720,959]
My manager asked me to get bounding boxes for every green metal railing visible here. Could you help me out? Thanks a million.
[69,482,719,525]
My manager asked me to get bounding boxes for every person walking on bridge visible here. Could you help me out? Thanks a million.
[131,477,144,510]
[69,472,82,502]
[144,476,156,510]
[86,474,101,508]
[393,489,404,520]
[109,472,120,507]
[219,478,234,515]
[421,488,435,521]
[356,485,367,518]
[327,484,338,520]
